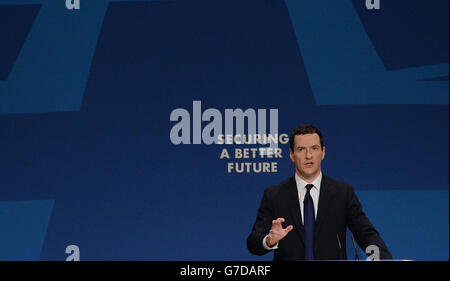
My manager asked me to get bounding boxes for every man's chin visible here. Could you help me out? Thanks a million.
[299,171,319,181]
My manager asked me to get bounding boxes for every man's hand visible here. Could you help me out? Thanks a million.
[266,218,294,247]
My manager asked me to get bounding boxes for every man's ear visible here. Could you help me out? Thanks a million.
[289,149,295,163]
[321,146,326,160]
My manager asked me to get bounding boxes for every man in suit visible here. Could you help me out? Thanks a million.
[247,124,392,260]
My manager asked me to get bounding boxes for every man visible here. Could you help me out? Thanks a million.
[247,124,392,260]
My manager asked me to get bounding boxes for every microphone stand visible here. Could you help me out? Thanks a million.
[350,232,360,260]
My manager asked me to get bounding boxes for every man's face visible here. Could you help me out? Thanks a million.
[289,133,325,182]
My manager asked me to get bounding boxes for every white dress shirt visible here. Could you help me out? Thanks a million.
[296,171,321,223]
[262,172,322,250]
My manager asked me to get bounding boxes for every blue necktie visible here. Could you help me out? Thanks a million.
[304,184,315,260]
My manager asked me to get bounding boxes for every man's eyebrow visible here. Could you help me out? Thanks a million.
[296,145,320,148]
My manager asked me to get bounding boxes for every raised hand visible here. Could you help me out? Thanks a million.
[266,218,293,247]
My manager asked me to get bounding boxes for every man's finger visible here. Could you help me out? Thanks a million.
[272,219,282,228]
[277,217,285,223]
[285,225,294,232]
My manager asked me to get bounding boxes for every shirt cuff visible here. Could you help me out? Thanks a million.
[262,235,279,250]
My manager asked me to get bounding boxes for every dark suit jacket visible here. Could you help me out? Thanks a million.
[247,175,392,260]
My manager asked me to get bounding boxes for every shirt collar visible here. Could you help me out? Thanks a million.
[295,171,322,192]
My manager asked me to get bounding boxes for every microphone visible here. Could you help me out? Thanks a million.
[336,234,343,260]
[350,232,360,260]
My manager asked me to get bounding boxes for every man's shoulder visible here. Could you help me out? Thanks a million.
[322,174,351,186]
[322,174,354,193]
[263,174,355,195]
[263,176,296,196]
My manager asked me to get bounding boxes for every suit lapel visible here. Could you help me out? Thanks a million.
[285,176,305,244]
[315,175,336,236]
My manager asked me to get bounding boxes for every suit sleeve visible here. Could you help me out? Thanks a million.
[346,186,393,259]
[247,189,275,256]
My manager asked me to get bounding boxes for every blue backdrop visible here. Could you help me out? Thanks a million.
[0,0,448,261]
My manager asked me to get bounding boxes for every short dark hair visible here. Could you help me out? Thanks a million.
[289,124,324,151]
